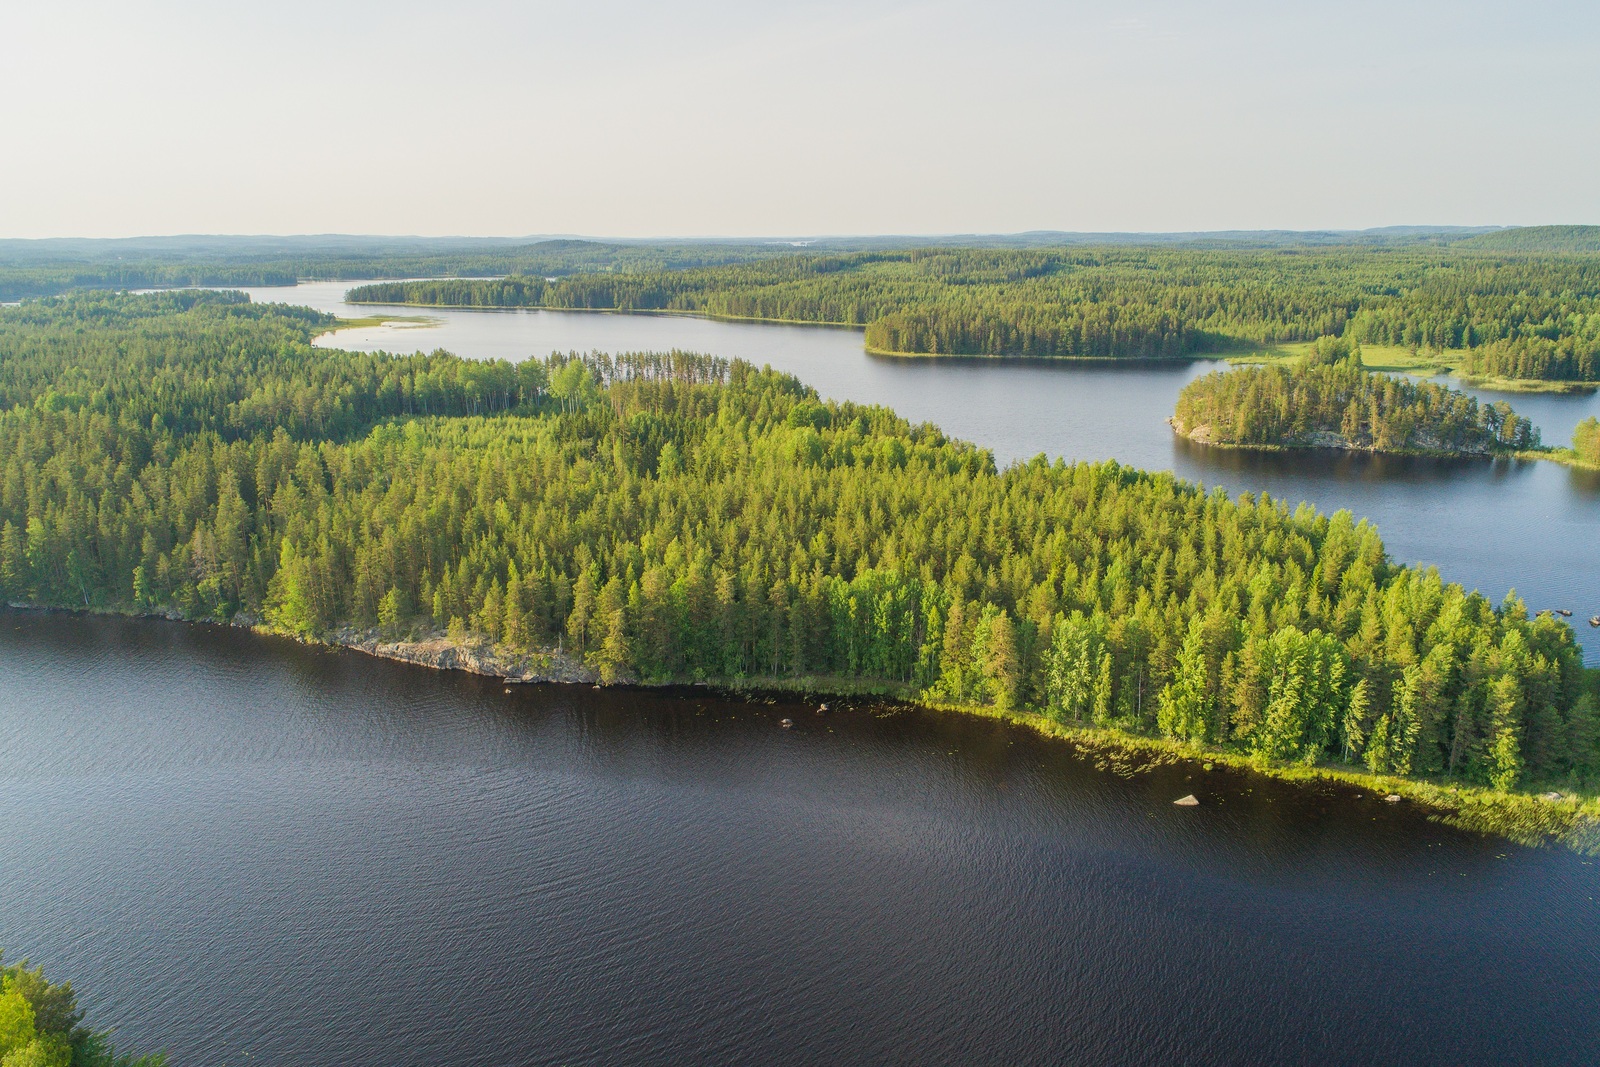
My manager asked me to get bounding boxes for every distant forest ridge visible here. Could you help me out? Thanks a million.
[6,227,1598,380]
[0,225,1526,263]
[348,244,1600,380]
[2,225,1597,296]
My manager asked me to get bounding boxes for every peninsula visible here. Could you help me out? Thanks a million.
[1,290,1597,848]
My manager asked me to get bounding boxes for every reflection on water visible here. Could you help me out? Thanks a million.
[3,610,1598,1067]
[240,282,1600,660]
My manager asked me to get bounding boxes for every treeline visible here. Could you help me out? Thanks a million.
[1173,338,1541,453]
[0,264,299,302]
[347,246,1600,379]
[1457,226,1600,253]
[0,240,782,302]
[1,292,1596,793]
[0,950,165,1066]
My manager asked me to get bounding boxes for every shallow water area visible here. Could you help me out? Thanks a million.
[239,281,1600,661]
[4,610,1598,1066]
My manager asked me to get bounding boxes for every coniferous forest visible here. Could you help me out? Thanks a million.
[1172,337,1542,453]
[348,243,1600,381]
[3,291,1597,798]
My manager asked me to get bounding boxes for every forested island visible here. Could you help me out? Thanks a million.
[1171,338,1543,454]
[2,290,1597,846]
[346,235,1600,385]
[0,950,163,1066]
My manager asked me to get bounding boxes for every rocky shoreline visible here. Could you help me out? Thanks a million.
[325,627,598,685]
[7,599,1598,851]
[1168,416,1498,456]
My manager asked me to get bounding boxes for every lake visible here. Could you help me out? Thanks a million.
[4,609,1598,1066]
[249,281,1600,662]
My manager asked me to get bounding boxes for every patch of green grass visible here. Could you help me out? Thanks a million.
[1213,341,1598,394]
[1533,447,1600,471]
[326,313,440,331]
[1218,341,1462,375]
[1455,374,1598,395]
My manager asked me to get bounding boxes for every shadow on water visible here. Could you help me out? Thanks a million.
[1171,435,1547,487]
[5,610,1598,1066]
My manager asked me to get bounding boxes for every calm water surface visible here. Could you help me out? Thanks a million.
[243,281,1600,662]
[5,611,1598,1066]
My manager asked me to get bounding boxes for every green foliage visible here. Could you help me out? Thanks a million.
[1174,342,1541,453]
[1572,417,1600,467]
[0,953,164,1067]
[351,246,1600,379]
[1,291,1595,795]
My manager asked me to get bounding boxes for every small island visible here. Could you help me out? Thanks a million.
[1171,337,1542,455]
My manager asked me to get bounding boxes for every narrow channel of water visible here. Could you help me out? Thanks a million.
[242,282,1600,661]
[4,610,1597,1066]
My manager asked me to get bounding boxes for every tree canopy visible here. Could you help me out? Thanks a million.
[2,291,1596,795]
[0,951,164,1067]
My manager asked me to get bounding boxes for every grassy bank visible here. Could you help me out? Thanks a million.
[1531,447,1600,472]
[322,312,441,331]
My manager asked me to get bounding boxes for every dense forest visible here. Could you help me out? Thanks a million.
[0,950,164,1066]
[1,291,1596,795]
[1172,337,1542,453]
[348,245,1600,380]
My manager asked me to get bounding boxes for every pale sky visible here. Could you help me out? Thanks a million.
[3,0,1596,239]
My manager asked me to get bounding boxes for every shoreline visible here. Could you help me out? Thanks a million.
[338,299,868,332]
[327,299,1598,393]
[1166,417,1523,460]
[9,600,1597,853]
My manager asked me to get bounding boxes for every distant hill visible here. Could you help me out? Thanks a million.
[0,226,1523,267]
[1457,226,1600,253]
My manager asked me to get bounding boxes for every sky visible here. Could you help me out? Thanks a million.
[2,0,1597,239]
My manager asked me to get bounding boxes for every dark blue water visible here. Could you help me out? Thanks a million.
[3,610,1597,1066]
[243,282,1600,662]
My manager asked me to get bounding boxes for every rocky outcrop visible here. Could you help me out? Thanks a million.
[1168,417,1496,456]
[327,627,598,684]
